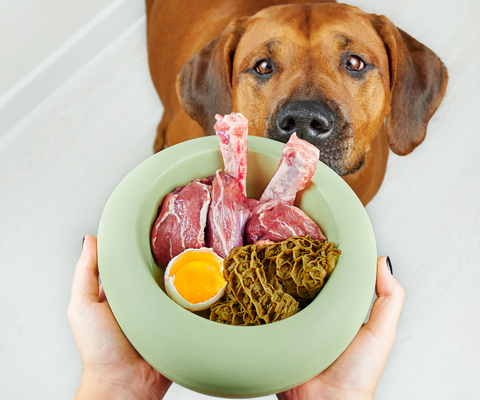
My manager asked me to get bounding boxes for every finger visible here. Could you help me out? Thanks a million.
[98,283,107,303]
[324,257,405,387]
[70,235,99,308]
[364,256,405,344]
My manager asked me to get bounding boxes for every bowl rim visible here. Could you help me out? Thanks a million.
[97,135,377,398]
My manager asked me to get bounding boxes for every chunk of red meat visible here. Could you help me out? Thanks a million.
[246,199,326,244]
[151,181,211,266]
[247,133,325,244]
[206,170,250,258]
[206,113,250,258]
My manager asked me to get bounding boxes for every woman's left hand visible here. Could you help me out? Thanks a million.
[68,235,171,400]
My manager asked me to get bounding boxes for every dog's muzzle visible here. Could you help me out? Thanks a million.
[268,100,359,176]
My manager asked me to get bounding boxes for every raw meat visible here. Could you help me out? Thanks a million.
[260,132,320,204]
[246,133,325,244]
[214,113,248,197]
[206,113,250,258]
[152,181,212,266]
[151,115,325,264]
[206,170,251,258]
[246,199,326,244]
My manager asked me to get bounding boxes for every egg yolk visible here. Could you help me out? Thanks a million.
[168,251,225,304]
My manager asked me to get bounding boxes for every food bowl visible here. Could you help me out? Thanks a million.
[97,136,376,398]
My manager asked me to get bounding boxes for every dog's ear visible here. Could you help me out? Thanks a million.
[372,15,448,155]
[176,18,248,135]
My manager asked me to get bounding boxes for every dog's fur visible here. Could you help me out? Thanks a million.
[146,0,448,205]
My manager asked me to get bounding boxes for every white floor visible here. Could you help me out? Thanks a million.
[1,1,479,399]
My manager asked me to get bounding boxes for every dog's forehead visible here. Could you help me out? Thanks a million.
[237,4,383,57]
[250,3,370,26]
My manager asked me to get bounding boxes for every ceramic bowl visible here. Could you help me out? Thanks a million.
[97,135,376,398]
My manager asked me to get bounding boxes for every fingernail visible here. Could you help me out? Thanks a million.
[82,236,85,249]
[386,256,393,275]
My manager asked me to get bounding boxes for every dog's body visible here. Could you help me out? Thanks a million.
[146,0,447,205]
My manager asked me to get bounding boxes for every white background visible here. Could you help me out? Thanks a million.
[0,0,479,399]
[0,0,115,97]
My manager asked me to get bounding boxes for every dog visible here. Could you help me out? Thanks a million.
[145,0,448,205]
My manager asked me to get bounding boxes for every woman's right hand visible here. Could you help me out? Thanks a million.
[277,256,405,400]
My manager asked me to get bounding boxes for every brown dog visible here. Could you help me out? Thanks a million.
[146,0,448,205]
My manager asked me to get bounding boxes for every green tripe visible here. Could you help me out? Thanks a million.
[209,236,341,325]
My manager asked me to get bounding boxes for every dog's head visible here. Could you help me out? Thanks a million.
[177,4,448,176]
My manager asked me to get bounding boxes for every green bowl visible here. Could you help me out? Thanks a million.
[97,136,376,398]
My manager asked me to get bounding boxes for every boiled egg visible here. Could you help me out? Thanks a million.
[164,248,226,311]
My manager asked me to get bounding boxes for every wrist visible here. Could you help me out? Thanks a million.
[278,393,373,400]
[75,374,129,400]
[277,384,374,400]
[75,369,170,400]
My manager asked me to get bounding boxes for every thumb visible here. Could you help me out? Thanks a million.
[364,256,405,347]
[321,256,405,392]
[69,235,99,313]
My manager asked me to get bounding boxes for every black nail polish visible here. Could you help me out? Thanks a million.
[82,236,85,249]
[386,256,393,275]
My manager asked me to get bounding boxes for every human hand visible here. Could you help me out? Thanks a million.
[277,256,405,400]
[68,235,171,400]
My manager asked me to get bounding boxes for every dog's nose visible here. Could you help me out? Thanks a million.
[275,101,335,143]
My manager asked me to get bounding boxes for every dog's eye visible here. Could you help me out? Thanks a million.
[255,60,273,75]
[346,55,365,71]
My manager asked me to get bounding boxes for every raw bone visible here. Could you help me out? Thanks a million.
[205,113,251,258]
[214,113,248,197]
[206,170,250,258]
[247,132,326,244]
[260,132,320,204]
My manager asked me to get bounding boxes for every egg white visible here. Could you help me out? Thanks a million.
[164,248,226,311]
